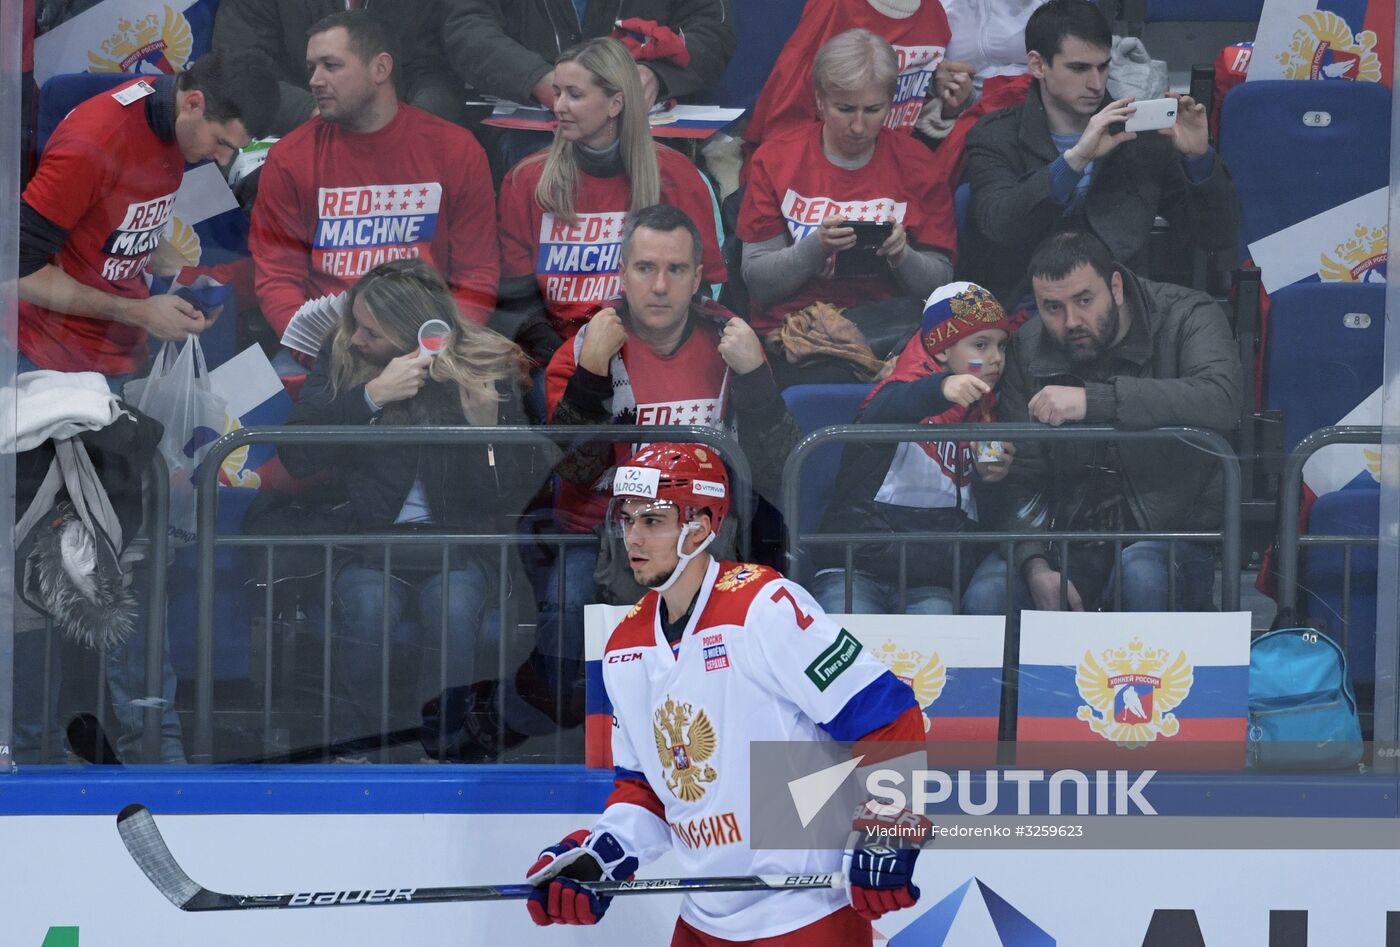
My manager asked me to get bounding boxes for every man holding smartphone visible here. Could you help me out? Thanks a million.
[960,0,1238,304]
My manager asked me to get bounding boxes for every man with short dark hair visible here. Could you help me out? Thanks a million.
[250,10,498,351]
[451,204,800,758]
[213,0,465,134]
[963,230,1243,616]
[960,0,1238,304]
[16,48,280,763]
[19,49,279,375]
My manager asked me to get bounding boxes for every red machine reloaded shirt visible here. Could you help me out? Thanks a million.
[743,0,950,153]
[737,125,957,330]
[250,105,499,334]
[498,147,727,340]
[545,304,733,532]
[21,79,182,374]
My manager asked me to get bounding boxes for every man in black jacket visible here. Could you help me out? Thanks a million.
[959,0,1237,305]
[963,230,1242,616]
[441,0,735,109]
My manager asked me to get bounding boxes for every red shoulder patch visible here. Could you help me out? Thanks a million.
[606,594,660,652]
[697,562,783,630]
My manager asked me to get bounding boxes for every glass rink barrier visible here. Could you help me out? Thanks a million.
[15,419,1395,773]
[183,424,753,766]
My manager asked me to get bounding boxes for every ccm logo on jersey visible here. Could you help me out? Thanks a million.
[613,466,661,498]
[607,650,644,664]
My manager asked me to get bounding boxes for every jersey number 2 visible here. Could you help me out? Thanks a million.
[770,587,814,629]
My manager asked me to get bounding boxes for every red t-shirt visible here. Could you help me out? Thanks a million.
[250,105,498,335]
[545,311,731,531]
[498,146,727,340]
[744,0,951,152]
[21,79,183,374]
[736,125,957,331]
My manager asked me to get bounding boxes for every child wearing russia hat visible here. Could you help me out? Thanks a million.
[809,282,1027,616]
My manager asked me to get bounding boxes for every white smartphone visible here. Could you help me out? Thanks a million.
[1123,97,1178,132]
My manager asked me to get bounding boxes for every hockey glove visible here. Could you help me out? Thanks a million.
[845,807,929,921]
[525,829,638,926]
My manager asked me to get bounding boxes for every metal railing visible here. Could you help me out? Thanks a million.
[1277,425,1384,663]
[190,425,752,763]
[783,423,1243,613]
[784,423,1243,745]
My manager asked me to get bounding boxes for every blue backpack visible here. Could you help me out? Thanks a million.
[1247,628,1363,770]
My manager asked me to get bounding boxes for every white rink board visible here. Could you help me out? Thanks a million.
[6,812,1400,945]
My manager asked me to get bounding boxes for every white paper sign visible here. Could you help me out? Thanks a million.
[1248,0,1388,83]
[1246,186,1388,292]
[1302,384,1383,496]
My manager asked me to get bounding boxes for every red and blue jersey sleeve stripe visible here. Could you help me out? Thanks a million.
[820,670,919,743]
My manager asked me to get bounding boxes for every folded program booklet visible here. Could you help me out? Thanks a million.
[281,292,347,357]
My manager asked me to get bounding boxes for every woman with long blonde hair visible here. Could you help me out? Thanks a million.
[278,258,546,760]
[496,36,728,359]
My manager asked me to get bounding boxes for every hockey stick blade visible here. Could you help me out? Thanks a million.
[117,804,846,912]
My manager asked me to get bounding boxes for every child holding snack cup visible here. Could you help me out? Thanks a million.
[812,282,1023,615]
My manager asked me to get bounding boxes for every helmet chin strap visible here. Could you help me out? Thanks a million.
[651,522,715,594]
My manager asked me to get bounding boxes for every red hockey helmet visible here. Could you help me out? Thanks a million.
[610,442,730,535]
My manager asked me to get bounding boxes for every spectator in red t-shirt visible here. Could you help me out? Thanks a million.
[16,49,279,764]
[443,204,798,761]
[19,51,278,377]
[250,11,498,365]
[737,28,958,367]
[495,37,726,369]
[743,0,967,155]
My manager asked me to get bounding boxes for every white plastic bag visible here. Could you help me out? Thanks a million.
[124,337,228,546]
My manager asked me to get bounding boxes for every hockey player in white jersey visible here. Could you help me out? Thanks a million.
[524,443,929,945]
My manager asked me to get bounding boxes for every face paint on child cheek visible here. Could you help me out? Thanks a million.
[967,359,984,373]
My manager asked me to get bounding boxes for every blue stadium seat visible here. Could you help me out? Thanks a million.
[1265,283,1384,454]
[781,383,874,544]
[36,72,135,156]
[708,0,807,109]
[954,182,971,236]
[1142,0,1264,19]
[1303,485,1378,684]
[1220,80,1391,260]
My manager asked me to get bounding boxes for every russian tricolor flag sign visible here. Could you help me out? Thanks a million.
[1017,611,1251,768]
[585,603,639,769]
[835,613,1004,747]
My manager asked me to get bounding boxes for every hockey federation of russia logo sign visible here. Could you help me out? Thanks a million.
[1278,10,1382,81]
[89,6,194,74]
[873,640,946,732]
[1076,639,1194,747]
[1320,224,1387,283]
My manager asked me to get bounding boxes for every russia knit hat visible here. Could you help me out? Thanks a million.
[919,281,1014,357]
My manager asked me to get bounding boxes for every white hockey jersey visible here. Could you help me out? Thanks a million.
[593,559,918,940]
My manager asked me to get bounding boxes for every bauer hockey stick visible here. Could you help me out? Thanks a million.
[117,804,847,912]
